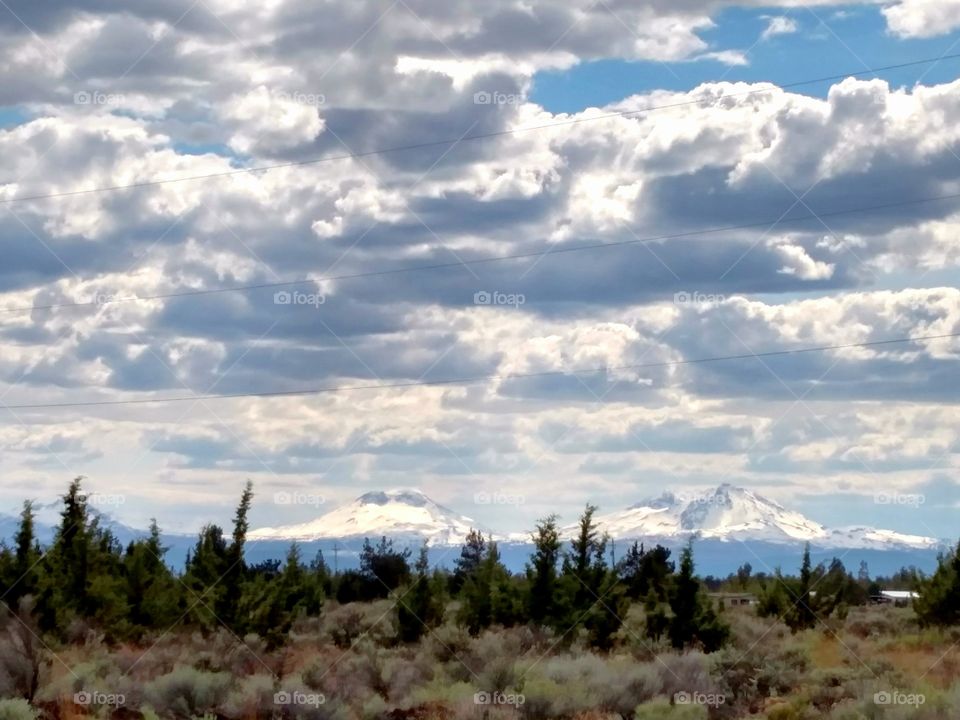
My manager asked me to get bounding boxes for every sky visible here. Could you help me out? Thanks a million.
[0,0,958,540]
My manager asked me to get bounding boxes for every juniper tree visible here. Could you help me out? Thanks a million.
[397,544,444,642]
[451,529,486,594]
[6,501,39,605]
[915,541,960,627]
[458,539,520,634]
[526,515,562,627]
[619,541,673,601]
[123,520,179,635]
[785,544,818,632]
[360,536,411,597]
[666,543,729,652]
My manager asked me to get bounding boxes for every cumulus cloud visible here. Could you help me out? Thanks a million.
[883,0,960,38]
[0,0,957,534]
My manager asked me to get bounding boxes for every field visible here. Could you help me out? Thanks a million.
[4,601,959,720]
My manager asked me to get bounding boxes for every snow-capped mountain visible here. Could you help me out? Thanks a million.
[249,489,486,546]
[575,484,939,550]
[248,484,940,553]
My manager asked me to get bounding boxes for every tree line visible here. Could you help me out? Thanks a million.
[1,479,957,651]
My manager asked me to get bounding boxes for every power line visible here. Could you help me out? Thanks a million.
[3,189,959,317]
[2,54,958,206]
[4,331,957,410]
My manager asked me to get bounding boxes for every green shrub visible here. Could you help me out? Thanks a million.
[0,699,37,720]
[533,654,662,716]
[143,666,232,718]
[519,676,592,719]
[656,652,713,700]
[219,674,274,719]
[324,602,396,649]
[426,622,471,664]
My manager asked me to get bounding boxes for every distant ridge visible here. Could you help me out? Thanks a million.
[248,484,941,551]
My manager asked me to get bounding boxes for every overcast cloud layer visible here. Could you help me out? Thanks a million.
[0,0,958,539]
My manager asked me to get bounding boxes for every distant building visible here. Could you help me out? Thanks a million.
[870,590,919,606]
[708,592,757,607]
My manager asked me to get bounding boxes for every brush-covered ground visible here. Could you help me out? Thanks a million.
[2,602,957,720]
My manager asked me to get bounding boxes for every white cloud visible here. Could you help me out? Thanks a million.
[0,0,957,532]
[883,0,960,38]
[771,241,836,280]
[761,16,799,40]
[221,86,326,155]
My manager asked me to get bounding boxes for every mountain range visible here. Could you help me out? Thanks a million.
[248,484,941,551]
[1,485,943,576]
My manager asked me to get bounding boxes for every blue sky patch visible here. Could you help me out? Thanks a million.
[531,5,960,113]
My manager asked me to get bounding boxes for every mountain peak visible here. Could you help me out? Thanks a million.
[580,484,936,550]
[357,489,432,507]
[250,488,483,545]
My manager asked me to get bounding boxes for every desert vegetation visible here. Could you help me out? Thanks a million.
[0,478,958,719]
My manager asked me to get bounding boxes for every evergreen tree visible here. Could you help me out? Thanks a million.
[619,542,673,601]
[817,558,867,611]
[360,536,411,597]
[309,550,333,605]
[32,479,130,638]
[915,541,960,627]
[397,544,443,643]
[220,481,253,629]
[85,519,129,637]
[562,505,608,614]
[335,570,374,604]
[785,544,818,632]
[559,505,626,648]
[584,571,628,651]
[182,524,229,632]
[756,572,790,618]
[242,544,320,647]
[643,589,670,642]
[123,520,179,635]
[5,501,40,605]
[36,478,91,632]
[458,539,521,634]
[451,529,486,594]
[526,515,561,627]
[668,543,700,649]
[666,543,729,652]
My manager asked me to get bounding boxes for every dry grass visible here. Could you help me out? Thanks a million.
[5,601,960,719]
